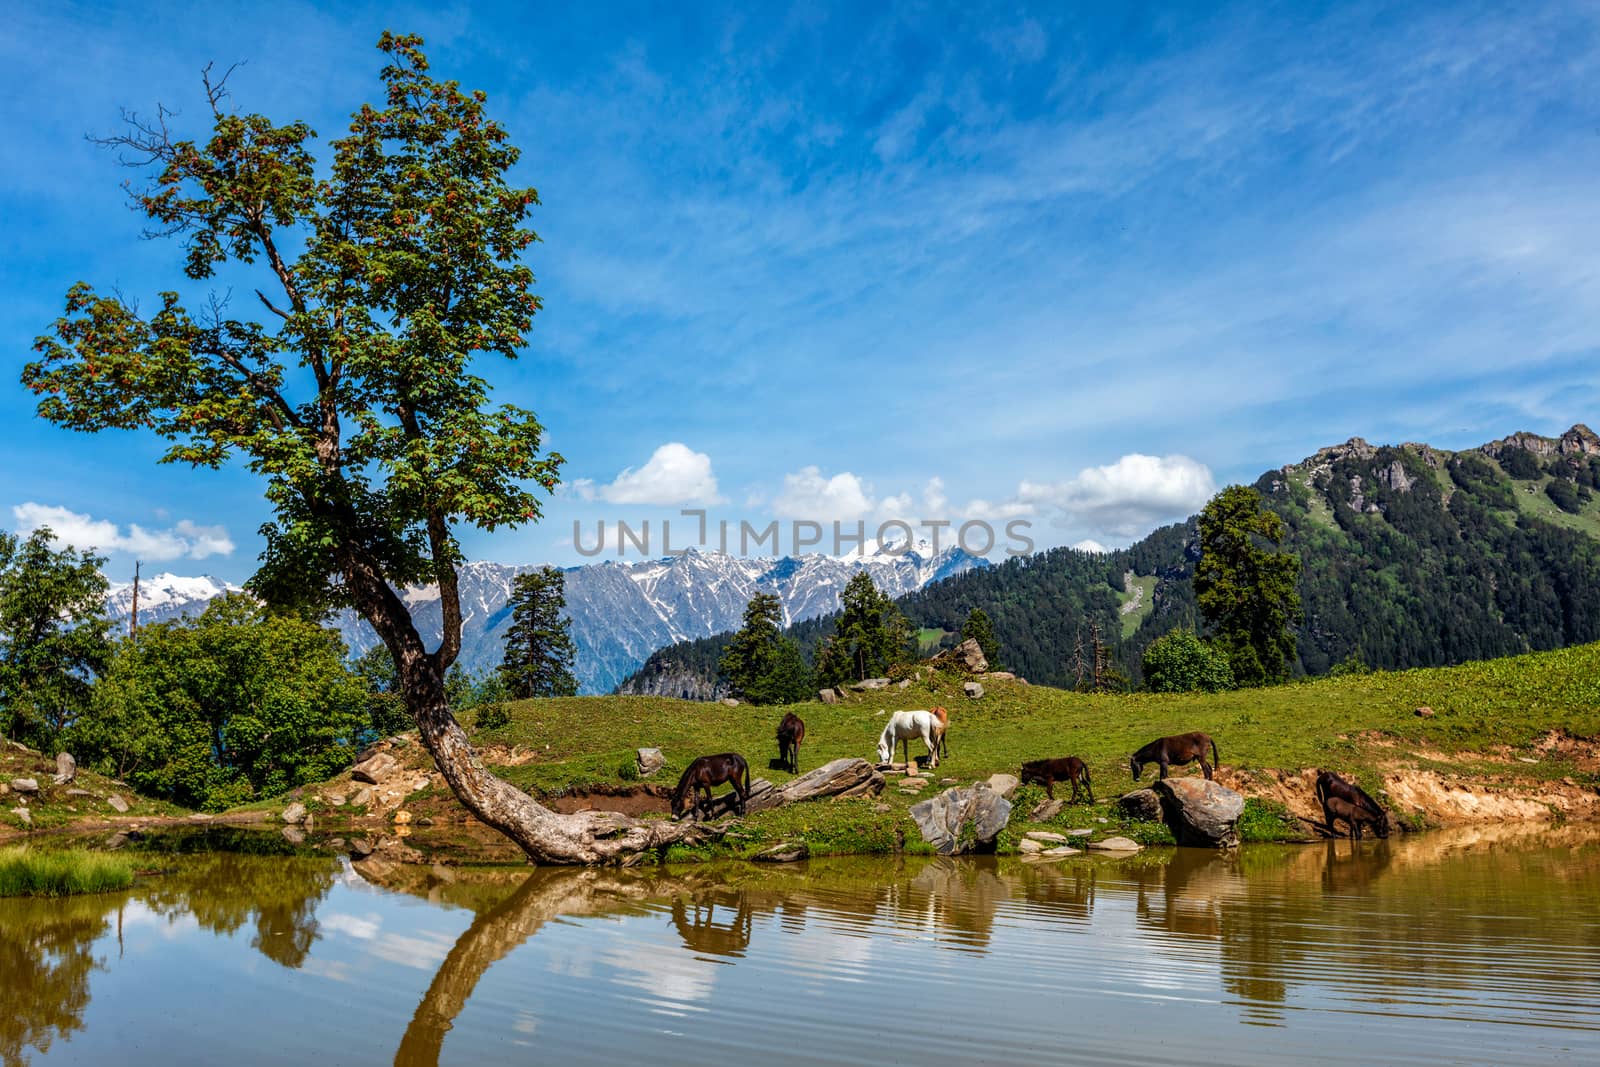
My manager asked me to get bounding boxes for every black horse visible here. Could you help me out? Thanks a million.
[1129,732,1220,781]
[1314,770,1389,838]
[1020,756,1095,802]
[776,712,806,774]
[672,753,752,820]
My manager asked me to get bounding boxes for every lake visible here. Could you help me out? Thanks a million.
[3,823,1598,1065]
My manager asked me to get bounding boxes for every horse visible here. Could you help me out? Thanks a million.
[776,712,806,774]
[671,753,751,821]
[876,710,942,770]
[1314,770,1389,838]
[1020,756,1094,803]
[1323,796,1388,840]
[1129,732,1220,781]
[930,705,950,758]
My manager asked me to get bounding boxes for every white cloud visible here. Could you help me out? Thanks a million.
[1019,454,1216,539]
[595,443,723,506]
[773,466,876,522]
[13,503,235,560]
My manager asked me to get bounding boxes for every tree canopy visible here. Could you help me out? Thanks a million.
[498,566,577,699]
[818,572,911,687]
[718,593,813,705]
[1193,485,1302,685]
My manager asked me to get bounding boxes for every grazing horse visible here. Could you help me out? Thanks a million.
[776,712,806,774]
[1315,770,1389,839]
[1129,732,1220,781]
[1020,757,1094,803]
[671,753,751,821]
[930,705,950,758]
[876,710,942,770]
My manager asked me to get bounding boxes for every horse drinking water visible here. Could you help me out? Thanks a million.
[876,710,942,771]
[1129,732,1220,781]
[1315,770,1389,839]
[671,753,752,821]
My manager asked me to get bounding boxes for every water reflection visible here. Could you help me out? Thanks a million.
[2,824,1598,1066]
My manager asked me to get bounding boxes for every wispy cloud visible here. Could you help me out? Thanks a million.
[13,503,235,560]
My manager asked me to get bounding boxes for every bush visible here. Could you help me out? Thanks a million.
[1497,446,1543,480]
[1142,628,1235,693]
[0,847,134,897]
[473,702,511,732]
[1545,477,1587,515]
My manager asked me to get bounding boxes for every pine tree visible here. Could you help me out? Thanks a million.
[829,572,911,683]
[498,567,578,699]
[719,594,813,705]
[1193,485,1303,686]
[960,607,1000,667]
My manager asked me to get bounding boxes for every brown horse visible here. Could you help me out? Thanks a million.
[1315,770,1389,838]
[930,705,950,758]
[1020,757,1094,803]
[776,712,806,774]
[672,753,751,820]
[1129,732,1220,781]
[1323,796,1388,840]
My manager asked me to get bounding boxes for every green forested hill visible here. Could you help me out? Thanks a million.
[618,425,1600,694]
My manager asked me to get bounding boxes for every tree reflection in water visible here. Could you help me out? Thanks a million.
[0,895,110,1067]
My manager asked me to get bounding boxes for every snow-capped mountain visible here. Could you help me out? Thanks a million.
[102,545,985,694]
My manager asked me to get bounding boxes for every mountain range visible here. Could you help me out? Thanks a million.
[617,424,1600,695]
[103,544,984,694]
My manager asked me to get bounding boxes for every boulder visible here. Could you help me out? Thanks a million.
[1018,838,1044,854]
[963,682,984,699]
[327,792,347,807]
[818,688,839,705]
[1087,836,1142,852]
[981,672,1016,681]
[747,758,885,812]
[932,638,989,674]
[351,752,400,785]
[986,773,1020,799]
[636,747,666,778]
[65,788,96,798]
[10,807,30,828]
[1117,789,1163,822]
[1152,777,1244,848]
[908,784,1011,855]
[9,778,39,795]
[851,677,891,691]
[1028,799,1064,822]
[106,794,130,813]
[1416,706,1435,718]
[754,842,809,863]
[721,698,740,706]
[53,752,77,785]
[281,801,308,825]
[351,786,376,808]
[349,837,375,859]
[1024,831,1069,844]
[896,679,912,689]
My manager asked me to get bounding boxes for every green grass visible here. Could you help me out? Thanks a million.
[0,847,135,897]
[458,641,1600,860]
[916,627,953,654]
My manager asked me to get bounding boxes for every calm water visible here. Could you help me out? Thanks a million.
[3,824,1599,1066]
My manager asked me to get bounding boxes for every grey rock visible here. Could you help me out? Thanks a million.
[1041,846,1082,857]
[986,773,1019,799]
[1028,799,1064,822]
[721,698,740,706]
[1066,828,1093,837]
[852,677,891,691]
[1024,831,1069,843]
[281,802,308,825]
[9,778,39,795]
[351,752,399,785]
[981,671,1016,681]
[54,752,77,785]
[1152,777,1245,848]
[351,786,375,808]
[819,688,839,705]
[10,807,31,828]
[106,794,130,813]
[909,784,1011,855]
[932,638,989,674]
[1088,836,1142,852]
[327,792,347,807]
[281,826,307,845]
[1118,788,1163,822]
[349,837,375,858]
[963,681,984,699]
[105,832,129,849]
[896,679,912,689]
[66,788,96,798]
[747,758,884,812]
[1018,838,1044,854]
[636,747,666,778]
[754,842,809,863]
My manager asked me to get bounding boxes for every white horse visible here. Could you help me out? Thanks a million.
[877,710,942,770]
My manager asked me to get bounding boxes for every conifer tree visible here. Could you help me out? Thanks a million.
[499,567,578,699]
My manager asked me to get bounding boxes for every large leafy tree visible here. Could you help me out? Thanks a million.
[718,593,813,705]
[77,595,367,809]
[0,529,112,749]
[22,34,685,862]
[498,565,577,699]
[1193,485,1302,686]
[1140,627,1234,693]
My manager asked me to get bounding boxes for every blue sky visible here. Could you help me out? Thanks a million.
[5,1,1600,582]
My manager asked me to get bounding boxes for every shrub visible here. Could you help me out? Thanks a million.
[473,702,511,732]
[1142,628,1235,693]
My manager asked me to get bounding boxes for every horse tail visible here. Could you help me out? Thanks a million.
[1314,773,1329,809]
[742,755,752,796]
[1210,735,1220,767]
